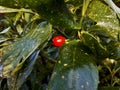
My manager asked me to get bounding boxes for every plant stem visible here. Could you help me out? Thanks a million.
[41,51,57,63]
[53,27,70,39]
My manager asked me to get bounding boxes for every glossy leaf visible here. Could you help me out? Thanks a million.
[48,40,99,90]
[87,0,120,40]
[1,21,52,77]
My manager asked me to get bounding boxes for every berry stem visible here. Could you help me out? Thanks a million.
[53,27,69,39]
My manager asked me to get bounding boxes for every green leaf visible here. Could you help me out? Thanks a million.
[0,6,34,13]
[16,50,40,89]
[87,0,120,40]
[81,31,108,59]
[88,25,116,43]
[108,42,120,59]
[48,40,99,90]
[1,21,52,77]
[0,0,40,9]
[0,0,81,29]
[38,0,80,29]
[104,0,120,20]
[5,50,40,90]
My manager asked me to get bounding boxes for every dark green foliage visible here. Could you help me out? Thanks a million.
[1,0,120,90]
[48,40,99,90]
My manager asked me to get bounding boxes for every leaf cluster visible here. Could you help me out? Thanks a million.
[1,0,120,90]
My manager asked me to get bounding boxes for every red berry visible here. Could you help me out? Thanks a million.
[52,35,66,47]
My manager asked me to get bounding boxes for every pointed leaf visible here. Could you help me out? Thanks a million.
[81,31,108,59]
[1,21,52,77]
[48,40,99,90]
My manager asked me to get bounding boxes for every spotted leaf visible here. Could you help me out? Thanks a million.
[1,22,52,77]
